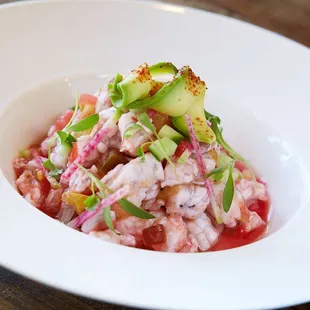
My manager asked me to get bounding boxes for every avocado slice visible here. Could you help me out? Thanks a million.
[108,63,152,109]
[127,66,206,116]
[171,89,216,144]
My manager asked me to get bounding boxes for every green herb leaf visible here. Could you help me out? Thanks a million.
[84,195,100,211]
[103,206,119,234]
[69,113,99,132]
[222,165,235,213]
[107,73,123,109]
[124,123,144,138]
[118,199,155,219]
[137,142,152,162]
[206,166,224,181]
[137,113,156,134]
[43,159,56,171]
[57,131,77,147]
[43,159,62,181]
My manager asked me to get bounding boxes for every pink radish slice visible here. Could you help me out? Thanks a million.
[67,185,130,230]
[184,114,222,223]
[60,126,110,183]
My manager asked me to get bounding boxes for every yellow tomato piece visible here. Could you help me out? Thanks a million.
[62,192,89,214]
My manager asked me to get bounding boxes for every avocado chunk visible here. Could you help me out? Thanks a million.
[148,137,178,161]
[158,125,183,144]
[171,90,216,144]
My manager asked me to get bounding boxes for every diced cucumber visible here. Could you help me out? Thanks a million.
[148,137,177,161]
[158,125,183,144]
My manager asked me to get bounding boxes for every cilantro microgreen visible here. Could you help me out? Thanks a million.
[124,123,145,139]
[69,113,99,132]
[57,130,77,147]
[206,166,225,181]
[118,199,155,219]
[222,164,235,213]
[43,159,62,181]
[103,206,120,234]
[84,195,100,211]
[137,142,152,162]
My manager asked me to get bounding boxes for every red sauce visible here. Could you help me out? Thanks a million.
[210,198,270,251]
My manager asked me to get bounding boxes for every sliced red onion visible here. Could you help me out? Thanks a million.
[184,114,222,223]
[67,185,130,229]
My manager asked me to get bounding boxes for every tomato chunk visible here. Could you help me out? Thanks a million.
[143,224,166,247]
[69,142,78,163]
[54,110,74,131]
[79,93,97,107]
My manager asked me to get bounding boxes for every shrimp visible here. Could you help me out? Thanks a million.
[116,215,157,246]
[211,183,264,231]
[69,165,98,193]
[143,183,161,210]
[186,213,220,251]
[152,214,188,252]
[118,112,152,156]
[162,155,215,188]
[94,88,112,113]
[89,230,136,247]
[236,179,267,206]
[81,211,116,234]
[101,153,164,207]
[56,202,75,224]
[179,234,199,253]
[165,185,210,219]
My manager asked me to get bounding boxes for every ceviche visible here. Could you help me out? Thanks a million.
[13,62,269,252]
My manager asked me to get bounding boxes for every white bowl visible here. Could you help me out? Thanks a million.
[0,1,310,309]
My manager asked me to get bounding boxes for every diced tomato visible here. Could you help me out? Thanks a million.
[69,142,78,163]
[79,93,97,107]
[175,140,191,158]
[149,111,170,132]
[77,93,98,120]
[80,104,96,120]
[54,110,74,131]
[143,224,166,247]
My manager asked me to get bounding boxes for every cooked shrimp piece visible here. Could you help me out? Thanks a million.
[56,202,75,224]
[211,183,265,231]
[143,183,161,210]
[152,214,188,252]
[15,170,47,207]
[118,112,152,156]
[116,215,157,246]
[186,213,220,251]
[162,154,216,188]
[101,153,164,207]
[162,158,202,187]
[94,88,112,113]
[81,210,116,234]
[165,185,210,219]
[236,179,267,205]
[179,234,199,253]
[89,230,136,247]
[69,165,98,193]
